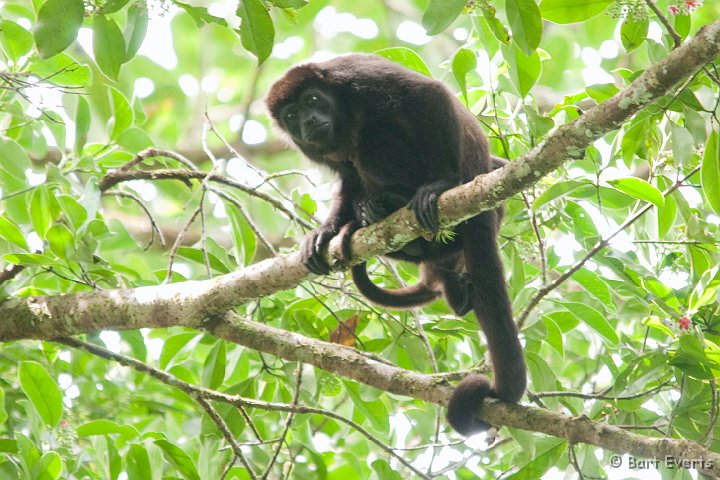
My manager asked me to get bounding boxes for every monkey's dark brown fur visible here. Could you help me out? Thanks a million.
[266,54,525,435]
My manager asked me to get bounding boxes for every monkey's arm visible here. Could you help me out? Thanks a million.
[403,88,466,233]
[302,177,360,275]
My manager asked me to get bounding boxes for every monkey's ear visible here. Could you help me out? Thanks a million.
[266,63,324,115]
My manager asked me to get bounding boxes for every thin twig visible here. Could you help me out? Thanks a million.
[644,0,682,47]
[522,192,547,284]
[195,396,258,480]
[104,190,166,248]
[99,168,313,229]
[531,379,672,401]
[666,373,685,436]
[260,364,303,479]
[164,205,202,283]
[703,380,718,445]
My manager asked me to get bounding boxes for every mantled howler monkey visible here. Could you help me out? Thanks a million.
[266,54,525,435]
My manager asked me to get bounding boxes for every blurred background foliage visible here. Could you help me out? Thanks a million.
[0,0,719,478]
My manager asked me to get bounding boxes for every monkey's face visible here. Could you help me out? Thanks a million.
[279,88,337,152]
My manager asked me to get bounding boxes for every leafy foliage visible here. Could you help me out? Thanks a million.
[0,0,719,479]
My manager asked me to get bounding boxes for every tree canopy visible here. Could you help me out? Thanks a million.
[1,0,720,479]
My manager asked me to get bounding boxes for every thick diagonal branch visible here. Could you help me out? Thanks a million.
[0,20,718,343]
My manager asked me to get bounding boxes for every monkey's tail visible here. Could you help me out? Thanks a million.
[351,263,440,308]
[446,212,526,436]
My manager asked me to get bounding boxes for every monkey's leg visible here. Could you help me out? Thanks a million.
[423,258,472,317]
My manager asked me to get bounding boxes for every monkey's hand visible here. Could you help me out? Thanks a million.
[408,180,454,233]
[357,192,409,226]
[301,226,339,275]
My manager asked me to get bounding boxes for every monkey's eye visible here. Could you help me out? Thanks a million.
[282,107,298,124]
[302,92,324,107]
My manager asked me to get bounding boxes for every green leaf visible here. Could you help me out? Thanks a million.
[0,21,34,61]
[100,0,130,13]
[701,130,720,215]
[525,352,556,391]
[0,216,29,251]
[541,316,564,356]
[658,191,677,238]
[620,117,650,164]
[4,253,58,267]
[566,202,599,248]
[343,381,389,432]
[620,18,648,52]
[237,0,275,64]
[226,202,257,267]
[124,1,149,61]
[670,122,694,165]
[33,0,84,58]
[0,137,31,180]
[57,195,88,232]
[46,224,75,260]
[154,439,201,480]
[18,361,63,428]
[451,48,476,104]
[586,83,619,103]
[116,127,153,153]
[570,268,614,310]
[74,96,91,156]
[526,107,554,138]
[77,419,139,439]
[0,438,17,454]
[202,341,226,389]
[503,44,540,98]
[0,389,8,427]
[540,0,611,24]
[374,47,431,76]
[507,441,566,478]
[506,0,542,56]
[93,15,126,81]
[669,335,716,380]
[688,266,720,313]
[109,88,134,140]
[672,13,691,39]
[176,247,230,273]
[643,316,674,338]
[126,444,152,480]
[371,460,403,480]
[160,333,199,369]
[533,181,586,209]
[480,3,511,44]
[270,0,308,8]
[298,192,317,218]
[29,53,92,87]
[30,186,59,239]
[175,2,229,27]
[37,451,62,479]
[607,177,664,208]
[560,302,619,346]
[422,0,466,35]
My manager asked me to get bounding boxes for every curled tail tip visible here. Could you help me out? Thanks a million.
[446,374,493,436]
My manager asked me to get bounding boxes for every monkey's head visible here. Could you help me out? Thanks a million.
[266,63,349,156]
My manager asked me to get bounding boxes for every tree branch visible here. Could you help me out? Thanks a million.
[1,20,719,475]
[59,315,720,477]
